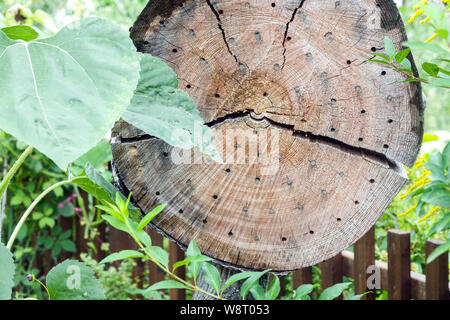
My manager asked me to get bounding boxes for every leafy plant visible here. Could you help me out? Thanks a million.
[397,141,450,262]
[368,2,449,89]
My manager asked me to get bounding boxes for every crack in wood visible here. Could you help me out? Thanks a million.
[281,0,307,71]
[119,134,156,144]
[206,0,239,64]
[205,110,402,171]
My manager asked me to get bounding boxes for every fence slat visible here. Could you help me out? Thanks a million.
[388,229,411,300]
[320,253,343,299]
[292,267,312,289]
[169,242,186,300]
[353,226,375,300]
[148,230,165,285]
[426,239,449,300]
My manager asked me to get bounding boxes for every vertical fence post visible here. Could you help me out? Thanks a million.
[388,229,411,300]
[292,267,313,289]
[169,242,186,300]
[426,239,449,300]
[148,230,165,285]
[354,226,375,300]
[320,253,343,299]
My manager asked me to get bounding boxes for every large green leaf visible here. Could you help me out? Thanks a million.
[46,260,105,300]
[0,18,140,169]
[0,242,15,300]
[122,54,222,162]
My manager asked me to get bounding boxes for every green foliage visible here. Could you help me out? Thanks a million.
[293,284,314,300]
[80,253,145,300]
[1,25,38,41]
[122,54,222,162]
[0,242,15,300]
[99,250,145,264]
[318,282,351,300]
[201,263,221,295]
[0,18,140,169]
[46,259,105,300]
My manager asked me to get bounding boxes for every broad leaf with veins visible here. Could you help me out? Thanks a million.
[122,54,222,163]
[0,18,140,169]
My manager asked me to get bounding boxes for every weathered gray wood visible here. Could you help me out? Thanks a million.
[111,0,423,272]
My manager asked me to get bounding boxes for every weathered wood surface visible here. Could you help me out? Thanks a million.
[388,229,411,300]
[111,0,423,272]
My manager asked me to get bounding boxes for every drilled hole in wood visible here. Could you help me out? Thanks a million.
[186,84,191,89]
[371,47,377,52]
[159,20,164,25]
[179,209,184,213]
[271,3,276,7]
[255,177,261,183]
[228,230,233,236]
[215,93,220,98]
[225,168,231,173]
[369,179,375,184]
[155,191,160,196]
[330,128,336,132]
[354,200,359,205]
[202,219,207,224]
[383,144,389,149]
[213,195,218,200]
[361,109,366,114]
[337,218,342,222]
[331,98,337,103]
[143,40,149,45]
[263,92,268,97]
[388,119,393,123]
[309,230,314,235]
[219,9,224,14]
[281,237,287,242]
[179,3,183,7]
[381,70,387,76]
[346,60,351,65]
[358,137,364,142]
[163,152,169,157]
[172,48,178,53]
[287,36,292,41]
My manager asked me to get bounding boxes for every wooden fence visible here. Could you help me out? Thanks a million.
[32,199,449,300]
[142,227,449,300]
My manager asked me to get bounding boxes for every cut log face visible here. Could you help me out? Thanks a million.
[111,0,423,271]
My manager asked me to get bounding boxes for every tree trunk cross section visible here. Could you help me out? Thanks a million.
[111,0,423,272]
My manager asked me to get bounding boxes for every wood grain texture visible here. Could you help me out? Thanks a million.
[353,226,375,299]
[426,239,449,300]
[112,0,423,272]
[319,253,343,298]
[388,229,411,300]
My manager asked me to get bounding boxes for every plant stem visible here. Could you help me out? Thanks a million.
[124,220,224,300]
[0,145,33,199]
[6,176,86,250]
